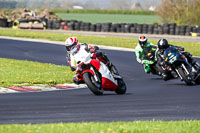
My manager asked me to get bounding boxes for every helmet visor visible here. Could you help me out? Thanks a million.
[66,45,73,51]
[65,43,77,51]
[139,41,147,47]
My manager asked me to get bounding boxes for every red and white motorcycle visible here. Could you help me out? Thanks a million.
[70,45,126,95]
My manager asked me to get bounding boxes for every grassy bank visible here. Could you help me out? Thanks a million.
[0,58,75,87]
[0,29,200,56]
[0,121,200,133]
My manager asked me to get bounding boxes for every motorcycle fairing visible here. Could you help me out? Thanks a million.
[164,47,188,66]
[70,45,91,70]
[90,59,118,91]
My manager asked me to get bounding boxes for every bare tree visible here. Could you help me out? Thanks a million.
[157,0,200,25]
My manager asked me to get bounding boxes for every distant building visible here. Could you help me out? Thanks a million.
[73,5,84,9]
[148,6,156,11]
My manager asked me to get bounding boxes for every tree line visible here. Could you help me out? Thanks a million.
[157,0,200,25]
[0,0,200,25]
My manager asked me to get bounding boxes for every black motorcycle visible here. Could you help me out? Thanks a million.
[144,50,173,80]
[164,46,200,85]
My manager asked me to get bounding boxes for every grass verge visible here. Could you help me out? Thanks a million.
[0,29,200,56]
[0,121,200,133]
[0,58,75,87]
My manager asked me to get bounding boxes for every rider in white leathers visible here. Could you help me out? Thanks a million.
[65,37,116,84]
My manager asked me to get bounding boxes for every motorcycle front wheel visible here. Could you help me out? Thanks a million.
[177,67,193,85]
[83,72,103,95]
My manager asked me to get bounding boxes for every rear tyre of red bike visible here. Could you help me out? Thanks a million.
[115,78,127,94]
[110,65,126,94]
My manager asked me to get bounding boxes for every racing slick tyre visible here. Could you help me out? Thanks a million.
[177,67,193,85]
[83,72,103,95]
[195,74,200,84]
[110,65,126,94]
[115,78,127,94]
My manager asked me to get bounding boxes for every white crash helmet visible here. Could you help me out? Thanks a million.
[139,36,148,48]
[65,37,78,51]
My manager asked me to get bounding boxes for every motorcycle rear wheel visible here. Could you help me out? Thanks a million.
[195,74,200,84]
[177,67,193,85]
[110,65,126,94]
[115,78,127,94]
[83,72,103,95]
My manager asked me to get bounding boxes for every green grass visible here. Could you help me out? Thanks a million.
[0,58,75,87]
[0,121,200,133]
[0,29,200,132]
[57,13,162,24]
[0,29,200,56]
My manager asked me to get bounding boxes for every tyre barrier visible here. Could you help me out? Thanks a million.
[57,20,200,36]
[0,18,8,27]
[1,18,200,36]
[9,19,46,29]
[18,22,45,29]
[12,20,20,29]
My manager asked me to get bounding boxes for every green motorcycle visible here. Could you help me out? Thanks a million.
[142,50,161,75]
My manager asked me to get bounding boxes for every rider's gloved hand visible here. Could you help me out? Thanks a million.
[88,45,99,53]
[89,48,96,53]
[71,67,76,71]
[177,46,184,51]
[141,60,145,64]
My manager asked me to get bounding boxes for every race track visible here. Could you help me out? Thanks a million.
[0,38,200,124]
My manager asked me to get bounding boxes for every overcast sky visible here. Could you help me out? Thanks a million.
[2,0,161,9]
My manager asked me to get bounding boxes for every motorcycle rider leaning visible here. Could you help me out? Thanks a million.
[157,39,200,79]
[135,36,158,73]
[65,37,116,84]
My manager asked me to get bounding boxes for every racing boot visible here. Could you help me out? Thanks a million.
[161,73,169,81]
[161,70,176,81]
[96,52,118,74]
[144,64,150,74]
[73,74,85,85]
[109,62,119,75]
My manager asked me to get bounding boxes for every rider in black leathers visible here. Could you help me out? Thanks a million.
[157,39,200,80]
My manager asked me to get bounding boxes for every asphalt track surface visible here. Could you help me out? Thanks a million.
[0,38,200,124]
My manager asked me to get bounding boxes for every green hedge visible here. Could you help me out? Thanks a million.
[52,9,155,15]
